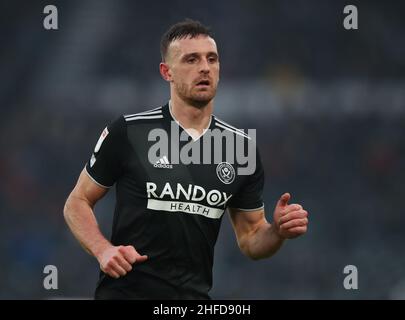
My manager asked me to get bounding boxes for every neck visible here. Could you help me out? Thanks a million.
[169,94,213,136]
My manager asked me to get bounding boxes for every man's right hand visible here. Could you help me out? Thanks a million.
[97,245,148,279]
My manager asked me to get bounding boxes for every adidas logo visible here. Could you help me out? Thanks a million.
[153,156,173,169]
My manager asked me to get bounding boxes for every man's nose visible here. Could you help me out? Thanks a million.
[199,59,210,74]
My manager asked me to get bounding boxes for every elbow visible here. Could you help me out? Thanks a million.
[63,196,73,223]
[243,248,271,261]
[63,202,69,219]
[242,250,263,261]
[238,236,275,261]
[246,251,264,261]
[238,239,262,261]
[249,254,263,261]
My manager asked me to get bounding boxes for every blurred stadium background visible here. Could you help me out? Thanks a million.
[1,0,405,299]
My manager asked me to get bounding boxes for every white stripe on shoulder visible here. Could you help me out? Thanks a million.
[124,107,163,118]
[125,115,164,122]
[125,110,162,117]
[215,122,251,140]
[214,117,246,134]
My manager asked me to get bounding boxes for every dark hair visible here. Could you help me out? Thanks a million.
[160,19,213,61]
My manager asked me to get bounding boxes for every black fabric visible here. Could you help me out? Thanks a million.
[85,103,264,299]
[95,270,210,300]
[85,116,129,187]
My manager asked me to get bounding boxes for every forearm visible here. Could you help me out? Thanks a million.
[241,222,285,260]
[63,195,111,259]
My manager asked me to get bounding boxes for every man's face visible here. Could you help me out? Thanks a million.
[164,35,220,106]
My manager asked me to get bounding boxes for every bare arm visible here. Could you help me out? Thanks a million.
[228,208,284,260]
[228,193,308,260]
[63,168,111,258]
[63,168,147,278]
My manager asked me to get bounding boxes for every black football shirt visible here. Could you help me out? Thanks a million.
[85,102,264,299]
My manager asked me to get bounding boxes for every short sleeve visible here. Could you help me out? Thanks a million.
[85,116,128,188]
[227,146,265,211]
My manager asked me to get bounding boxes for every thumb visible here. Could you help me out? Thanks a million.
[135,255,148,263]
[120,245,148,264]
[277,193,291,208]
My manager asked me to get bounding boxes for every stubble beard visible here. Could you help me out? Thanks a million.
[175,82,217,109]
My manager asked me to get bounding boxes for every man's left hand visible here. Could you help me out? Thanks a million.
[273,193,308,239]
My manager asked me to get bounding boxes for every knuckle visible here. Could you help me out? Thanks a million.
[291,204,301,211]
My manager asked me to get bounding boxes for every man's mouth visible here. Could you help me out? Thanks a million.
[196,79,210,87]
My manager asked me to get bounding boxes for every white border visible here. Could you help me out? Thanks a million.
[84,166,112,189]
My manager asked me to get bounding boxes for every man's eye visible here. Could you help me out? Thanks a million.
[187,58,196,63]
[208,57,218,63]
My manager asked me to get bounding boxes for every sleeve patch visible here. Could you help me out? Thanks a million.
[94,127,109,153]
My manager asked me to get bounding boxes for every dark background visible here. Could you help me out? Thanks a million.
[1,0,404,299]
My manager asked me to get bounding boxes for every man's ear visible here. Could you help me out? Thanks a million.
[159,62,172,82]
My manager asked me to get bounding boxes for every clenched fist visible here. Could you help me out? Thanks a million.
[97,245,148,279]
[273,193,308,239]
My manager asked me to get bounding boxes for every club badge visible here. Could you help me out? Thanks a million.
[216,162,235,184]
